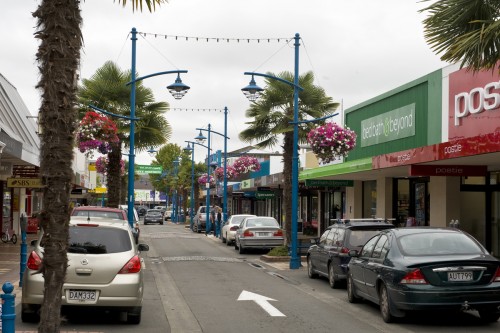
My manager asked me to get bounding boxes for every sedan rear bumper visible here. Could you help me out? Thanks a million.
[239,237,284,249]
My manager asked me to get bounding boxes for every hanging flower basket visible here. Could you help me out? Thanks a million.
[76,111,119,157]
[198,173,216,187]
[307,122,357,163]
[232,156,261,174]
[95,156,125,176]
[214,165,239,181]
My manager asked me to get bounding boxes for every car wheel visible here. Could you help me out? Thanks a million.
[478,308,500,323]
[379,284,395,323]
[226,237,232,246]
[328,263,340,289]
[234,239,239,250]
[307,256,318,279]
[193,224,198,233]
[127,307,142,325]
[160,222,164,225]
[239,243,245,254]
[347,275,361,303]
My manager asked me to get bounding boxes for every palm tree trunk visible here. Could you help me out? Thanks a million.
[34,0,82,331]
[106,141,122,207]
[282,131,294,245]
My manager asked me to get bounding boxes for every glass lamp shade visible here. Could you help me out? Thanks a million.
[167,74,190,100]
[241,76,264,102]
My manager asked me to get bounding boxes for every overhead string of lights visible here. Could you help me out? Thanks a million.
[136,31,294,44]
[165,108,227,113]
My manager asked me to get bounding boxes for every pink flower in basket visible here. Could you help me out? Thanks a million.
[307,122,357,163]
[76,111,119,157]
[198,173,216,187]
[95,156,125,176]
[214,165,239,181]
[232,156,261,174]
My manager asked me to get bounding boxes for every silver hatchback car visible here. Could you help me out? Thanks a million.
[21,216,149,324]
[234,216,284,254]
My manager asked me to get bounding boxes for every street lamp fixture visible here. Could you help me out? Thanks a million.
[241,75,264,102]
[167,73,190,100]
[147,147,157,157]
[194,130,207,143]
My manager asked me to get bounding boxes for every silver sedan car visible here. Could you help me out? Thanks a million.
[221,214,256,245]
[234,216,284,254]
[21,216,149,324]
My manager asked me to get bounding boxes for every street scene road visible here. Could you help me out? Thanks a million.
[6,221,499,333]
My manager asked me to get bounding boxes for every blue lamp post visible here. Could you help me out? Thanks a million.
[195,116,229,235]
[125,27,190,228]
[172,158,180,223]
[241,33,338,269]
[184,140,210,231]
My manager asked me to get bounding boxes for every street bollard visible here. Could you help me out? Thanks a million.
[1,282,16,333]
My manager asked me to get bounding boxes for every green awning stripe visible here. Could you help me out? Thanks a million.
[299,157,372,180]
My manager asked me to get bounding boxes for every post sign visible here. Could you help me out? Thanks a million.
[136,165,162,174]
[305,179,353,187]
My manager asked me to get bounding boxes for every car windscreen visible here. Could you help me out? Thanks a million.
[73,210,124,220]
[398,232,484,256]
[67,226,132,254]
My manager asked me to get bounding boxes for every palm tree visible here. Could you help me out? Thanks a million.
[420,0,500,72]
[33,1,166,331]
[78,61,171,207]
[239,71,338,245]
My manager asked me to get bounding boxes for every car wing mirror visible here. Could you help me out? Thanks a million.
[310,238,319,245]
[348,249,359,257]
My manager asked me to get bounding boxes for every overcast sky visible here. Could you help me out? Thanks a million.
[4,0,447,165]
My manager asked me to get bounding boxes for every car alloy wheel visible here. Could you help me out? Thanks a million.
[239,243,245,254]
[307,257,318,279]
[379,284,395,323]
[478,308,500,323]
[347,275,360,303]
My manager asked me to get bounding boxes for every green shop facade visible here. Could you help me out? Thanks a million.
[300,63,500,256]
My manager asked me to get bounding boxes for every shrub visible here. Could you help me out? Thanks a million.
[267,245,289,256]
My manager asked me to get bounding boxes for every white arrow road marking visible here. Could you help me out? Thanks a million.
[237,290,286,317]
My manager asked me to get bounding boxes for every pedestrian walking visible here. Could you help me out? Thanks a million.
[216,207,222,238]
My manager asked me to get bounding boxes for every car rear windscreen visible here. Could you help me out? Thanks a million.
[73,210,124,220]
[67,226,132,254]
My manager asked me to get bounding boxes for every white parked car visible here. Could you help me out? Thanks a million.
[221,214,256,245]
[163,210,172,221]
[21,216,149,324]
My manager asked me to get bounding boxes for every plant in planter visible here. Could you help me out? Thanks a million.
[232,155,261,174]
[95,156,125,176]
[76,110,119,157]
[214,165,239,181]
[307,122,357,163]
[197,173,216,187]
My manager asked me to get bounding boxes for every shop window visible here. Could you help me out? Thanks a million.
[363,181,377,218]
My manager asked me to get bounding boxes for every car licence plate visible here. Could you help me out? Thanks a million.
[68,290,97,303]
[257,232,272,237]
[447,271,473,281]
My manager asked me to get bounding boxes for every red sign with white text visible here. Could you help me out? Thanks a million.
[373,132,500,169]
[449,66,500,141]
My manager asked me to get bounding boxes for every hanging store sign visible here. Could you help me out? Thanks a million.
[255,191,275,199]
[305,179,353,187]
[7,178,43,188]
[410,165,487,177]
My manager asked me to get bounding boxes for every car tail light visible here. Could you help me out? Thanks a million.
[400,269,428,284]
[230,226,238,231]
[492,267,500,282]
[273,229,283,236]
[118,255,142,274]
[243,230,254,237]
[27,251,42,270]
[340,247,350,254]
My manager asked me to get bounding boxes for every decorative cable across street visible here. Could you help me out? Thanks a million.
[165,108,227,113]
[162,256,244,263]
[137,31,294,44]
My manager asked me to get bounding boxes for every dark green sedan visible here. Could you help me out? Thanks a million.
[347,227,500,323]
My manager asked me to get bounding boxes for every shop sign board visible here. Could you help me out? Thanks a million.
[7,178,43,188]
[449,66,500,140]
[305,179,353,187]
[373,131,500,169]
[410,165,487,177]
[255,191,275,199]
[360,103,415,147]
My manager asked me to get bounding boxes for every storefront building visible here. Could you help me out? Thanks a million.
[300,63,500,255]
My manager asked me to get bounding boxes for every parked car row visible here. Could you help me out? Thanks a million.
[306,219,500,324]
